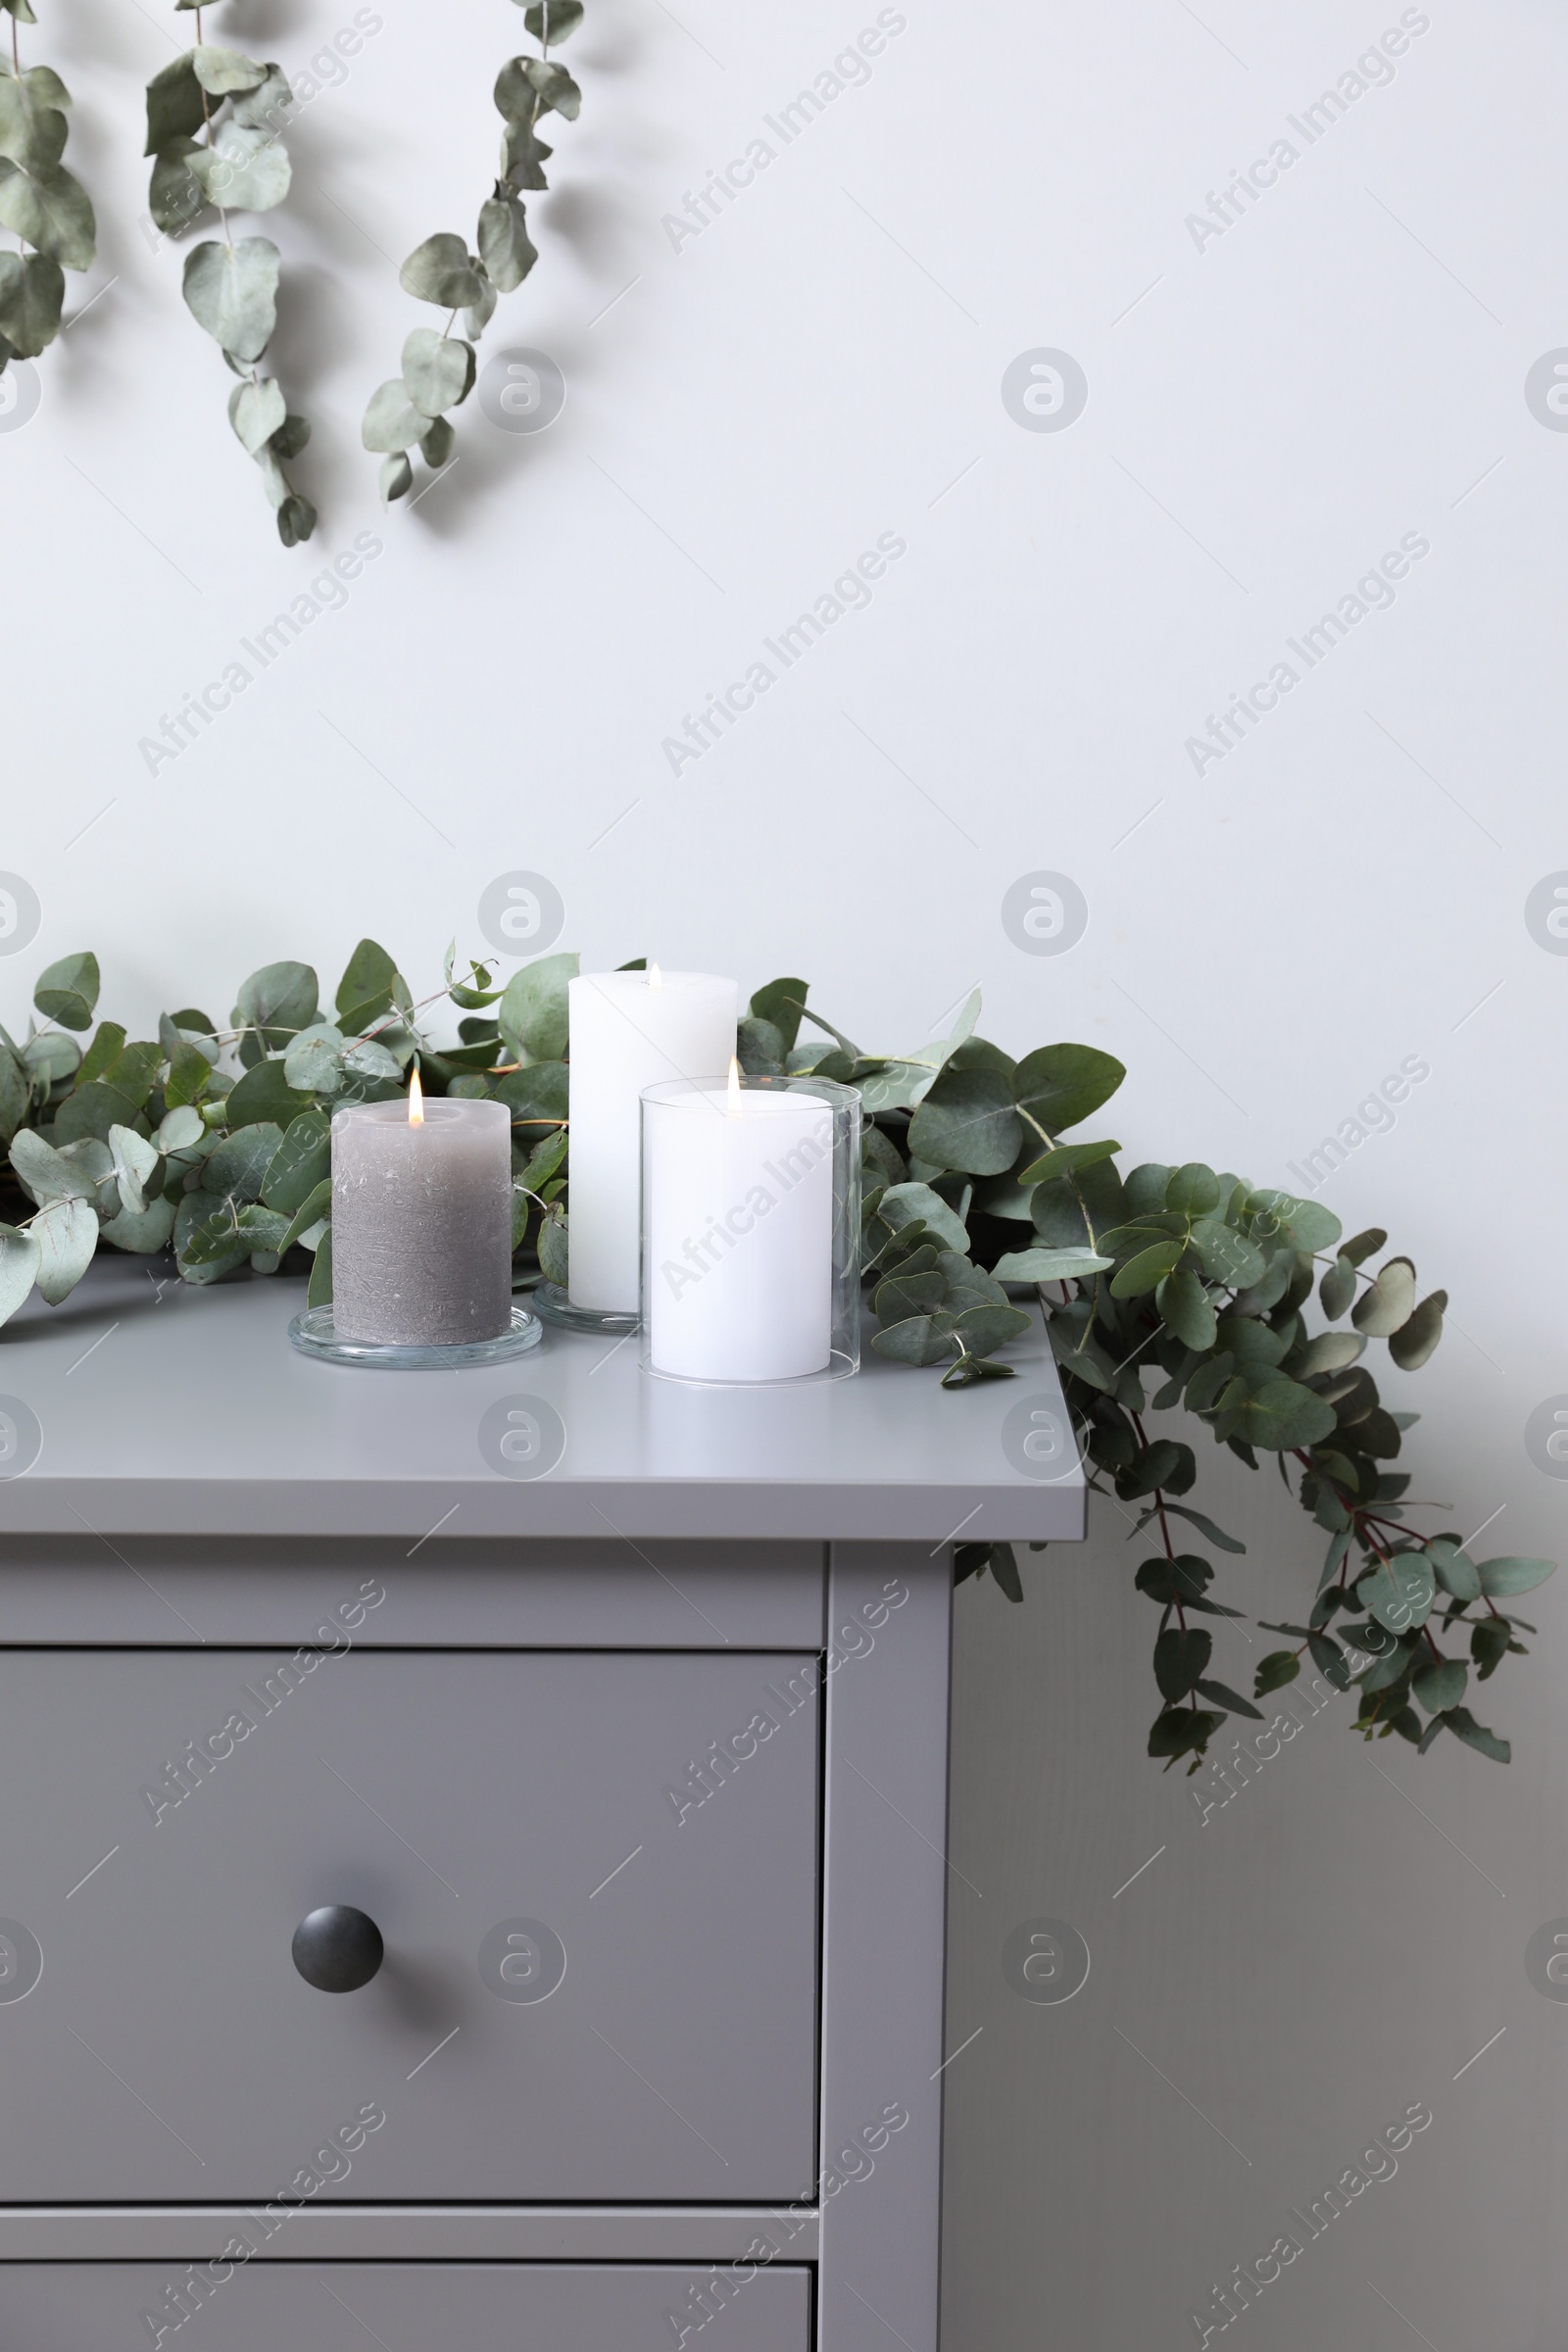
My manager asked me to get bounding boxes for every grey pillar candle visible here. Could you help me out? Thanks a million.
[330,1089,513,1345]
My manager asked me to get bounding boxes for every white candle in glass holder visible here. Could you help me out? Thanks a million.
[331,1076,513,1344]
[566,967,737,1314]
[643,1064,834,1382]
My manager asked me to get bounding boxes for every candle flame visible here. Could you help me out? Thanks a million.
[727,1054,741,1117]
[648,961,662,991]
[408,1066,424,1125]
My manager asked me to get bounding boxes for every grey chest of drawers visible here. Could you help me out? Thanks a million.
[0,1258,1082,2350]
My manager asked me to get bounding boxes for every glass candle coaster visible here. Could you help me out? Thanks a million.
[288,1302,544,1369]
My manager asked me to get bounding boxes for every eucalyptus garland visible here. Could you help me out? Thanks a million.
[0,0,94,369]
[144,1,315,543]
[362,0,582,503]
[0,945,1551,1776]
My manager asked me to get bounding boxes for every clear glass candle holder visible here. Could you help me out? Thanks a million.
[640,1073,860,1385]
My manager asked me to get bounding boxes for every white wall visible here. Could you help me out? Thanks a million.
[5,0,1568,2341]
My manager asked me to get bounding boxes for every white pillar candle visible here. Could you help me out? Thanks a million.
[566,968,737,1314]
[331,1085,513,1345]
[643,1075,834,1381]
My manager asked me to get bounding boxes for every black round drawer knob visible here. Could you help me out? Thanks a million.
[292,1905,384,1992]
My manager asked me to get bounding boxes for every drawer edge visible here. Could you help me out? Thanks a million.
[0,2206,821,2263]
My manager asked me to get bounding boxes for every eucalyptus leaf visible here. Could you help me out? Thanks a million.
[1109,1240,1184,1298]
[1412,1657,1466,1715]
[145,54,206,152]
[464,278,499,339]
[55,1136,115,1216]
[1294,1330,1363,1378]
[232,959,318,1055]
[875,1268,947,1323]
[380,452,413,503]
[521,56,581,117]
[1155,1268,1216,1351]
[1165,1162,1221,1214]
[1189,1217,1265,1288]
[227,373,285,455]
[1350,1254,1417,1337]
[107,1123,160,1217]
[1254,1650,1299,1699]
[420,416,455,467]
[188,122,290,212]
[0,1045,27,1143]
[1012,1044,1125,1137]
[0,1223,40,1325]
[336,938,398,1026]
[502,119,553,188]
[499,951,578,1062]
[1248,1189,1342,1253]
[537,1206,567,1286]
[402,326,475,417]
[342,1038,404,1082]
[275,491,317,549]
[282,1022,345,1094]
[1356,1553,1436,1634]
[1476,1556,1555,1598]
[32,1195,97,1302]
[191,44,269,94]
[165,1040,213,1108]
[906,1067,1022,1178]
[0,249,62,357]
[1319,1252,1356,1320]
[1388,1289,1446,1369]
[100,1195,177,1255]
[523,0,583,38]
[276,1177,331,1255]
[229,63,292,129]
[11,1126,93,1206]
[1443,1707,1510,1764]
[34,950,99,1031]
[991,1246,1111,1282]
[477,192,537,291]
[951,1302,1031,1356]
[182,235,279,362]
[399,231,485,309]
[872,1313,957,1367]
[205,1120,283,1203]
[23,1030,79,1083]
[495,1059,568,1130]
[305,1222,333,1303]
[1153,1625,1211,1701]
[362,377,427,454]
[1235,1378,1336,1452]
[0,155,95,269]
[260,1106,330,1214]
[1425,1539,1481,1601]
[0,73,64,171]
[148,141,206,233]
[876,1181,969,1254]
[157,1104,205,1153]
[1014,1138,1119,1189]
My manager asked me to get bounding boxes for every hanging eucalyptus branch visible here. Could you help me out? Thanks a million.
[362,0,583,504]
[0,0,95,371]
[0,947,1552,1778]
[144,1,315,544]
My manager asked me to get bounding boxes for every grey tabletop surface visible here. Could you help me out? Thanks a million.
[0,1256,1087,1544]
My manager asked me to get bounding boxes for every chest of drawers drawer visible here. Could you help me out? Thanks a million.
[0,2261,813,2348]
[0,1646,821,2202]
